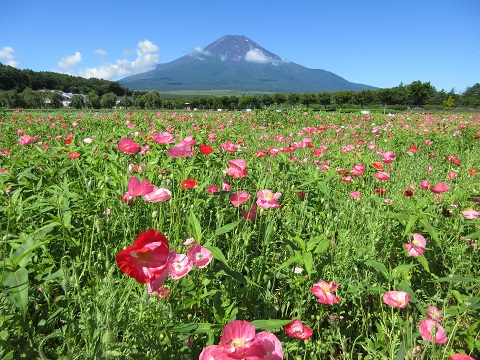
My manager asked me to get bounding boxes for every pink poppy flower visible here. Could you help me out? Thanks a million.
[242,204,257,222]
[426,306,443,322]
[450,354,475,360]
[257,189,281,209]
[187,244,213,268]
[122,177,154,203]
[230,191,250,207]
[461,207,480,219]
[166,143,194,158]
[67,152,81,159]
[374,172,391,180]
[382,151,396,163]
[430,182,450,194]
[180,135,197,145]
[419,319,448,344]
[284,319,313,340]
[221,141,237,152]
[168,251,193,280]
[183,237,196,246]
[222,180,231,191]
[152,131,175,144]
[207,185,219,194]
[143,187,171,202]
[420,180,430,190]
[199,320,283,360]
[404,233,427,257]
[18,135,34,145]
[382,291,410,309]
[115,229,169,283]
[350,163,365,176]
[310,280,340,304]
[225,159,248,178]
[117,137,140,154]
[350,191,362,199]
[448,171,457,179]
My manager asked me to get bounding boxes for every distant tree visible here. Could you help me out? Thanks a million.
[287,93,300,107]
[0,89,22,108]
[332,90,353,112]
[117,96,133,109]
[353,90,375,108]
[21,88,43,108]
[48,90,65,108]
[273,93,287,107]
[70,94,85,109]
[443,96,455,110]
[144,90,162,109]
[461,83,480,107]
[299,93,317,108]
[239,94,260,109]
[405,80,435,107]
[100,92,117,109]
[86,91,101,109]
[376,88,395,114]
[318,91,332,110]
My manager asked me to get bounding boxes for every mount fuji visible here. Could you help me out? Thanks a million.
[119,35,377,93]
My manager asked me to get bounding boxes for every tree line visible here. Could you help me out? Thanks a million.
[1,63,479,111]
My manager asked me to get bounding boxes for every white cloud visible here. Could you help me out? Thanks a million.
[95,48,107,56]
[0,46,19,67]
[78,39,160,80]
[123,49,134,56]
[58,52,82,69]
[190,46,211,61]
[245,49,269,63]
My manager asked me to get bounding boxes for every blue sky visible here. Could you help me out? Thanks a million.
[1,0,479,93]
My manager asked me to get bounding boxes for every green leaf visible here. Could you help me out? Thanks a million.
[277,254,303,272]
[165,322,221,334]
[189,210,202,243]
[203,243,229,267]
[419,218,440,246]
[402,214,417,238]
[303,252,314,277]
[416,255,431,275]
[3,267,29,317]
[395,340,406,360]
[364,260,388,280]
[215,220,240,236]
[292,236,305,251]
[251,319,292,331]
[464,231,480,239]
[432,275,480,284]
[312,236,331,254]
[391,264,417,277]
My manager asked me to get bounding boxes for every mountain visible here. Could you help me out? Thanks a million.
[119,35,377,93]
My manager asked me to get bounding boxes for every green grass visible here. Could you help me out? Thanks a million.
[1,109,479,359]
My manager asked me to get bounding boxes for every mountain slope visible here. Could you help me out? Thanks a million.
[119,35,376,93]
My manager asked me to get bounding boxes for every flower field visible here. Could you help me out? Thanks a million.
[1,109,479,359]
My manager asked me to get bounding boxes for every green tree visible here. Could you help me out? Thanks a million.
[353,90,374,108]
[405,80,435,107]
[144,90,162,109]
[287,93,300,107]
[21,88,42,108]
[443,96,455,110]
[299,93,317,108]
[117,96,133,109]
[333,90,353,112]
[273,93,287,107]
[47,90,65,108]
[318,91,331,110]
[376,88,395,114]
[86,91,101,109]
[70,94,85,109]
[100,92,117,109]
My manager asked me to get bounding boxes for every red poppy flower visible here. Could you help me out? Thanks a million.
[199,144,213,155]
[64,138,72,145]
[284,319,313,340]
[403,189,414,197]
[408,144,418,153]
[470,168,477,175]
[182,178,198,189]
[115,229,169,283]
[372,162,384,170]
[67,152,81,159]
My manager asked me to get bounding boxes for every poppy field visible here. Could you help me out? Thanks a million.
[1,109,480,359]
